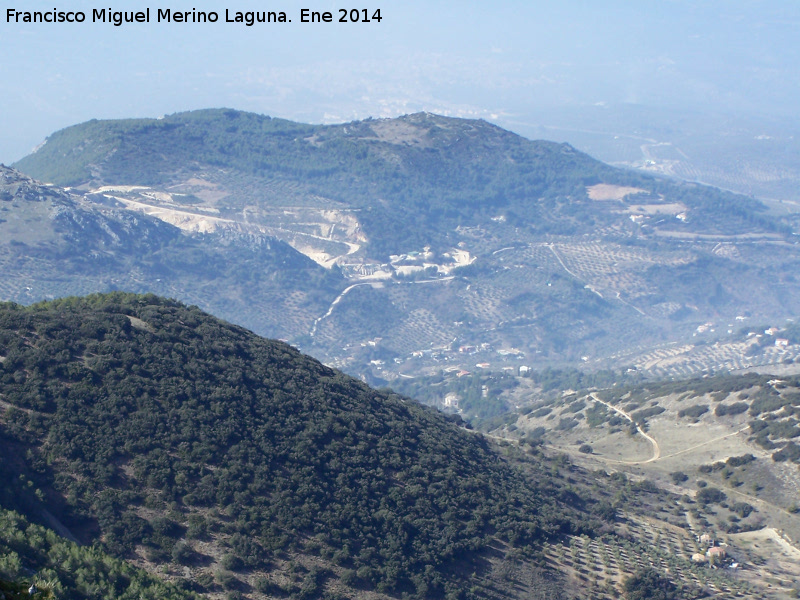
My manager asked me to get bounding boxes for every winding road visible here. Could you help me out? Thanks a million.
[309,282,375,337]
[309,276,456,338]
[585,394,755,467]
[589,392,661,464]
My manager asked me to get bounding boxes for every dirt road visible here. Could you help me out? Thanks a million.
[589,392,661,464]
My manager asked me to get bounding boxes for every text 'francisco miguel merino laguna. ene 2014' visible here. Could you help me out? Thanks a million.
[5,8,293,26]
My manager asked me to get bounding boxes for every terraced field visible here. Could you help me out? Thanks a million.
[500,374,800,595]
[543,512,799,599]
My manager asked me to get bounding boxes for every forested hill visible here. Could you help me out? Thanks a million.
[0,293,587,599]
[13,109,780,258]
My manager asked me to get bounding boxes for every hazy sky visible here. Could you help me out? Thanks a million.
[1,0,798,162]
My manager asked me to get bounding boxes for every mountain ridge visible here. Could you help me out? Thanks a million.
[16,109,784,259]
[7,110,800,390]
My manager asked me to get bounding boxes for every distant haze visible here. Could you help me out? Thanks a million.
[2,0,799,175]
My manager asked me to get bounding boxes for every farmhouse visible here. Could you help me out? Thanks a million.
[444,393,460,408]
[699,533,714,546]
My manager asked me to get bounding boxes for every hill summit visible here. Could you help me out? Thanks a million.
[0,293,584,599]
[9,110,800,387]
[14,109,617,258]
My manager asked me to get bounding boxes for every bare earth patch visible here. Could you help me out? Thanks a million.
[368,119,432,147]
[586,183,647,201]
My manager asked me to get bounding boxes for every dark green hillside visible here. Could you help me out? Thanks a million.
[15,110,781,258]
[13,112,319,188]
[0,509,198,600]
[0,293,585,598]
